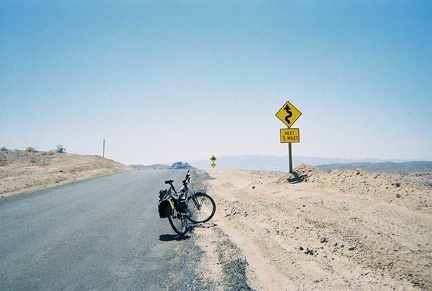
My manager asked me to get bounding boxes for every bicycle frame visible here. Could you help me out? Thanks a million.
[165,170,192,200]
[161,169,216,235]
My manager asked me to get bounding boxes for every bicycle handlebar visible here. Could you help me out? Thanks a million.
[182,170,191,185]
[165,170,191,187]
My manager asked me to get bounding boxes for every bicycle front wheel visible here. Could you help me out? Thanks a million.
[187,192,216,223]
[168,209,188,236]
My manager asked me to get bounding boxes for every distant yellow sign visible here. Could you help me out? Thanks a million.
[210,155,217,168]
[280,128,300,143]
[275,101,302,128]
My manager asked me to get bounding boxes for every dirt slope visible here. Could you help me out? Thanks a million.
[194,166,431,290]
[0,149,133,198]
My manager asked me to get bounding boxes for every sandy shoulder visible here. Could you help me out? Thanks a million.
[193,167,431,290]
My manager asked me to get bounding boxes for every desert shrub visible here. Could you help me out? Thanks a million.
[26,146,36,153]
[1,146,7,151]
[48,150,55,155]
[56,144,66,153]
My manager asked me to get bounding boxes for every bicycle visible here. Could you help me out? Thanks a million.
[158,170,216,236]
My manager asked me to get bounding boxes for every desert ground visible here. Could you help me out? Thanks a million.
[2,150,431,290]
[0,149,133,198]
[194,166,431,290]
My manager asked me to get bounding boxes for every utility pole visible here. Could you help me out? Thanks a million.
[103,139,106,158]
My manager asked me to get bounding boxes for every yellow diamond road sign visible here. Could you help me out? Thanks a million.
[276,101,302,128]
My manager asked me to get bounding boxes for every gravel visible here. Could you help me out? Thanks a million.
[166,169,253,291]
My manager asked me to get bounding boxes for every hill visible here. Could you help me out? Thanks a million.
[188,154,430,172]
[189,154,344,171]
[131,161,193,170]
[0,149,133,198]
[317,161,432,173]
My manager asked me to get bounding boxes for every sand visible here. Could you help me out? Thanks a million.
[194,166,431,290]
[0,150,133,198]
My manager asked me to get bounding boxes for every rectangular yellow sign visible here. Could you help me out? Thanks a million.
[280,128,300,143]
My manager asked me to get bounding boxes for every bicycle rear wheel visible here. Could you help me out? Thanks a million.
[168,209,188,236]
[187,192,216,223]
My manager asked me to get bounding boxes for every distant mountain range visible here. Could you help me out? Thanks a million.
[130,155,431,173]
[186,155,432,173]
[317,161,432,173]
[131,161,192,170]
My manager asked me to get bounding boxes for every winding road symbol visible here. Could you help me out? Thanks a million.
[284,104,293,124]
[276,101,302,128]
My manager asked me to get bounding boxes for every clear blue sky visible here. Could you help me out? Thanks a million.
[1,1,431,165]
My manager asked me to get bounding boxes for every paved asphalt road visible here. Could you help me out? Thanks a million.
[0,169,199,290]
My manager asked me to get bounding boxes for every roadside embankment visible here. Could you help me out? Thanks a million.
[0,149,133,198]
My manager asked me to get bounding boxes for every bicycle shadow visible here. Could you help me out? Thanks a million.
[159,223,218,241]
[159,234,191,241]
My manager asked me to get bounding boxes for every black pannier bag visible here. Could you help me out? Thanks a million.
[176,198,188,213]
[158,189,171,218]
[158,200,171,218]
[159,189,168,200]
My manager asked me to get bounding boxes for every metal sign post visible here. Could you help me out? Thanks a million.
[288,143,293,173]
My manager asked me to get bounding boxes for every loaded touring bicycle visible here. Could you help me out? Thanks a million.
[158,170,216,235]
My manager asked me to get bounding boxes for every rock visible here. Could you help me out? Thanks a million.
[320,237,327,243]
[252,186,255,189]
[171,162,192,169]
[348,246,356,251]
[305,248,314,255]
